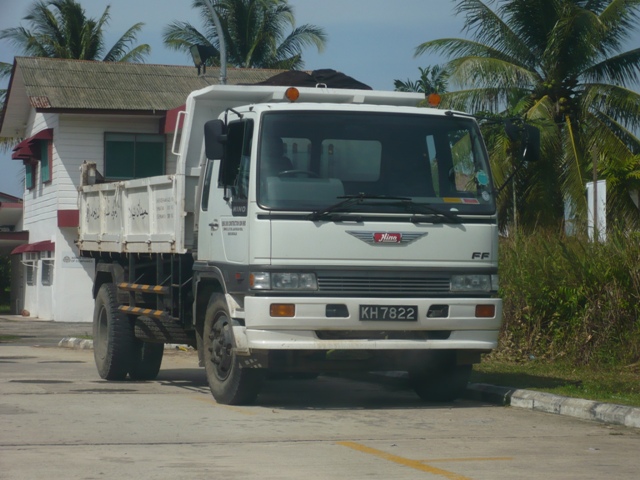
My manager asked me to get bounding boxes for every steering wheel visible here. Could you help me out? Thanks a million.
[278,170,320,178]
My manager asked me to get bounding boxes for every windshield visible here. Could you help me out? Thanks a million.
[257,110,495,215]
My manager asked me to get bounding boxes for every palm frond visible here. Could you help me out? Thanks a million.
[582,48,640,87]
[103,22,150,62]
[588,109,640,156]
[448,56,540,91]
[582,83,640,131]
[416,38,524,67]
[164,0,325,69]
[598,0,640,54]
[455,0,534,62]
[0,0,148,62]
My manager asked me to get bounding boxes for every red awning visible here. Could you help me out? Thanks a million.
[162,105,186,134]
[11,240,55,255]
[12,128,53,161]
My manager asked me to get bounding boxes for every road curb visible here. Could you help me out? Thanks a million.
[58,337,193,351]
[467,382,640,429]
[58,337,93,349]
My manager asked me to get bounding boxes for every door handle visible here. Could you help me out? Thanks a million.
[209,220,219,231]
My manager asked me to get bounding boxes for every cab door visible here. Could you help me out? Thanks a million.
[198,118,254,264]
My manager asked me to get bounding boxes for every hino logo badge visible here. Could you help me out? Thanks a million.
[347,231,428,245]
[374,232,401,243]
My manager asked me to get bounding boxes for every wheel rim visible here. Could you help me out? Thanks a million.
[95,305,108,361]
[209,315,234,381]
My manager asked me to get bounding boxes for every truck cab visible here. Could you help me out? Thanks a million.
[193,87,501,404]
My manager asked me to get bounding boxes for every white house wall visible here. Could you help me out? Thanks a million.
[54,229,95,322]
[20,112,58,319]
[56,114,167,209]
[20,112,174,321]
[22,112,59,236]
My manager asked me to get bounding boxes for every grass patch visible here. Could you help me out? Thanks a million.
[0,304,10,314]
[0,335,23,343]
[472,357,640,407]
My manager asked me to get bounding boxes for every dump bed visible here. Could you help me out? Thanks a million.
[77,84,424,254]
[77,170,196,254]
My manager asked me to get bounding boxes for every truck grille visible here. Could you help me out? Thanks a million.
[316,275,450,296]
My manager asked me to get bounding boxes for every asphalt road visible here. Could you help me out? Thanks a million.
[0,315,92,347]
[2,316,640,479]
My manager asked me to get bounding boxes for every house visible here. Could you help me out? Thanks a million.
[0,56,285,321]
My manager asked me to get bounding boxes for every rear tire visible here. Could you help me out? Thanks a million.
[129,340,164,380]
[409,355,472,402]
[203,293,263,405]
[93,283,135,380]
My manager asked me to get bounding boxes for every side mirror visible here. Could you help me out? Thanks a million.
[522,124,540,163]
[495,121,541,195]
[504,120,540,163]
[204,119,226,159]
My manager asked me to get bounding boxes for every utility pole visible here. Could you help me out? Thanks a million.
[202,0,227,85]
[592,149,598,242]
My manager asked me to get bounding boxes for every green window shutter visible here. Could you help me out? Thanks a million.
[25,163,34,189]
[134,135,165,177]
[40,141,50,183]
[105,134,135,179]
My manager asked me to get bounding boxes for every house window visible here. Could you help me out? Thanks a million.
[40,141,51,183]
[25,162,36,190]
[41,251,54,286]
[24,252,37,286]
[104,133,165,179]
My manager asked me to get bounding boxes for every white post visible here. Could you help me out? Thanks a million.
[586,180,606,242]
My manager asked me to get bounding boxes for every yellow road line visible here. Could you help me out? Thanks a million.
[337,441,472,479]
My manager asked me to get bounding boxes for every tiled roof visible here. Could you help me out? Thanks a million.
[15,57,287,111]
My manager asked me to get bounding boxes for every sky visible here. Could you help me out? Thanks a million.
[1,0,638,198]
[0,0,466,197]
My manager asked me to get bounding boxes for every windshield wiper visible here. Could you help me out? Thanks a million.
[399,200,461,223]
[307,193,411,221]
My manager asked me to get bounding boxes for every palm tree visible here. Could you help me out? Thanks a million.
[163,0,326,70]
[0,0,150,62]
[0,61,11,113]
[415,0,640,232]
[394,65,449,95]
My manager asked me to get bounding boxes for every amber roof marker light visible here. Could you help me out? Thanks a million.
[285,87,300,102]
[427,93,442,107]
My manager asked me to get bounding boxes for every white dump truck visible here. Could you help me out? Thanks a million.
[78,82,519,405]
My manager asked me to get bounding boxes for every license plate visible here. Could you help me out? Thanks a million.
[359,305,418,321]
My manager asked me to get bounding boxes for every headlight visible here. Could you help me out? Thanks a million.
[250,272,318,291]
[450,274,493,293]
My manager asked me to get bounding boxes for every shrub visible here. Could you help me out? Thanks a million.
[498,230,640,366]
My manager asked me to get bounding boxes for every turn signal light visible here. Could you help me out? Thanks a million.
[475,305,495,318]
[270,303,295,317]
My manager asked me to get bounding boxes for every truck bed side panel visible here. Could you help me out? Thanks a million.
[78,174,192,254]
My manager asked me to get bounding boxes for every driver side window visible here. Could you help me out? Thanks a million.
[222,120,253,198]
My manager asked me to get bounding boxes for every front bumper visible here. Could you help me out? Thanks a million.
[234,296,502,351]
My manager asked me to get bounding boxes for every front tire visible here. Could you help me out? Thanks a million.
[93,283,135,380]
[129,340,164,380]
[203,294,263,405]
